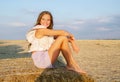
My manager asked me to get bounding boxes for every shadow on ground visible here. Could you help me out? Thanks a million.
[0,41,30,59]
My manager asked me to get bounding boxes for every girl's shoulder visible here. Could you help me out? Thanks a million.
[33,25,46,29]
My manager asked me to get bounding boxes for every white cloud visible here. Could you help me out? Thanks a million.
[8,22,27,27]
[21,9,37,15]
[73,20,85,24]
[97,16,111,23]
[97,27,111,31]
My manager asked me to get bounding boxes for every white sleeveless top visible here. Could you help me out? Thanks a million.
[26,25,54,52]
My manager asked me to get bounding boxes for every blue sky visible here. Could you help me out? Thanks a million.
[0,0,120,40]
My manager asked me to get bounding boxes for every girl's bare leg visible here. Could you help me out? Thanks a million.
[48,36,71,64]
[48,36,86,74]
[61,37,86,74]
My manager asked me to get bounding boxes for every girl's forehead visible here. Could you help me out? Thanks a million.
[42,14,50,17]
[42,14,51,19]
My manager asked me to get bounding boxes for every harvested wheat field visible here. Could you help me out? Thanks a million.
[0,40,120,82]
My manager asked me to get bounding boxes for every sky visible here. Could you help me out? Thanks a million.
[0,0,120,40]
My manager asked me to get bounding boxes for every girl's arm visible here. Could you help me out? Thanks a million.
[35,28,70,38]
[35,28,79,53]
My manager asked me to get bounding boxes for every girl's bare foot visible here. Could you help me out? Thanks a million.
[66,65,86,74]
[72,61,87,74]
[76,68,87,74]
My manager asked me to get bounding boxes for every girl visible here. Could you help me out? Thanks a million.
[26,11,86,74]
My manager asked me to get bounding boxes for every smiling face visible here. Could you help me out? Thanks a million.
[35,11,53,29]
[40,14,51,28]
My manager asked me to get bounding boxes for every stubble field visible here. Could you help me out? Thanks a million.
[0,40,120,82]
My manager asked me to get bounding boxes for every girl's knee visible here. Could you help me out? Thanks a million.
[57,36,68,41]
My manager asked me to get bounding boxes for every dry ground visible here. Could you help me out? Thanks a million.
[0,40,120,82]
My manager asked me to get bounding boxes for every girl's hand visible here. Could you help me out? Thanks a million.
[61,30,75,40]
[62,31,70,36]
[67,33,75,40]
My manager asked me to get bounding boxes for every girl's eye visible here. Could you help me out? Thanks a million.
[41,18,50,21]
[47,19,50,21]
[42,18,45,20]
